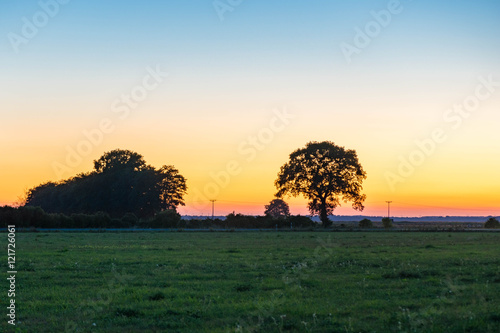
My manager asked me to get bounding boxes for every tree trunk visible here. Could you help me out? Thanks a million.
[320,200,330,227]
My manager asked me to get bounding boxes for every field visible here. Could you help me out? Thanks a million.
[2,231,499,332]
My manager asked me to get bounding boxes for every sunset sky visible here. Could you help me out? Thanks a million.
[1,0,499,217]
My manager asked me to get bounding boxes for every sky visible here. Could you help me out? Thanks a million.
[1,0,499,217]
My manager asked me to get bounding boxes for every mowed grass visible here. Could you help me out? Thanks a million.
[2,232,500,332]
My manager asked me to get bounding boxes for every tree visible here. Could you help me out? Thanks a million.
[156,165,187,210]
[25,149,187,218]
[484,217,500,229]
[382,217,393,229]
[275,141,366,227]
[93,149,147,172]
[359,218,373,228]
[264,199,290,219]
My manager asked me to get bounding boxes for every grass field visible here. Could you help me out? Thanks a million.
[2,231,499,332]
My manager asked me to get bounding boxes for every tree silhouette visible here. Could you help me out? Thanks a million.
[275,141,366,227]
[359,218,373,228]
[484,217,500,229]
[157,165,187,210]
[264,198,290,219]
[93,149,147,172]
[25,149,187,218]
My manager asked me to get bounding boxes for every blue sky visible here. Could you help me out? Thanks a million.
[1,0,499,216]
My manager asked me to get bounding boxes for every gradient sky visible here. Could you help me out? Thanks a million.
[1,0,499,217]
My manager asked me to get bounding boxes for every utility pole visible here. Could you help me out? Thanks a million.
[210,200,216,220]
[386,201,392,220]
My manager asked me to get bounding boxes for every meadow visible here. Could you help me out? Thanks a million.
[2,231,499,332]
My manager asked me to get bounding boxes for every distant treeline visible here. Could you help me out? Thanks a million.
[1,206,499,230]
[0,206,318,229]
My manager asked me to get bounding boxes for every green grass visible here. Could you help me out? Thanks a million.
[2,232,499,332]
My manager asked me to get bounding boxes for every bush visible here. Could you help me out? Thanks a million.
[255,215,275,228]
[147,209,181,228]
[93,212,112,228]
[121,213,139,227]
[71,213,95,228]
[1,205,178,229]
[17,206,48,227]
[382,217,393,229]
[484,217,500,229]
[51,213,72,228]
[287,215,316,228]
[225,213,257,228]
[359,218,373,228]
[0,206,19,226]
[110,218,126,228]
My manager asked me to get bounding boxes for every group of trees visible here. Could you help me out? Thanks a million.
[19,141,366,227]
[359,218,391,228]
[24,149,187,218]
[16,142,497,230]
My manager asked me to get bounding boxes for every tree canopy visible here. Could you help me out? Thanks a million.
[275,141,366,227]
[93,149,147,172]
[25,149,187,218]
[264,198,290,219]
[484,217,500,229]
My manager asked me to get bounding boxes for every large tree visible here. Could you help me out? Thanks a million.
[275,141,366,227]
[25,149,187,218]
